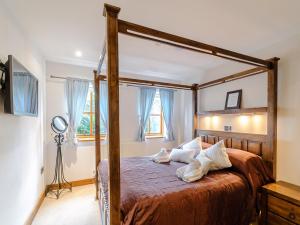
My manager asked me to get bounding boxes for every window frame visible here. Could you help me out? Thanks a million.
[77,86,106,142]
[145,90,164,138]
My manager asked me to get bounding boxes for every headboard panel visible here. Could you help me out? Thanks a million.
[231,138,243,150]
[207,136,216,145]
[218,136,231,148]
[247,141,262,156]
[197,129,273,174]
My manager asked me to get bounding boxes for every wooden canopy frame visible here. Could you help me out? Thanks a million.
[94,4,279,225]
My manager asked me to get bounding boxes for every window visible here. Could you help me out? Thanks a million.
[145,90,164,137]
[77,85,106,141]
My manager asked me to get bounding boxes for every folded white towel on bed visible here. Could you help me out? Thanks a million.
[152,148,170,163]
[176,155,213,182]
[176,159,202,182]
[196,151,215,174]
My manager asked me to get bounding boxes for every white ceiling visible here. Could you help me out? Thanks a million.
[2,0,300,81]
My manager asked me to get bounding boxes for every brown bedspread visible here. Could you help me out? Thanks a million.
[98,148,273,225]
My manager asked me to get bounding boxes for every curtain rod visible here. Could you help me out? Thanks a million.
[50,75,93,82]
[125,83,179,91]
[50,75,189,91]
[98,75,193,90]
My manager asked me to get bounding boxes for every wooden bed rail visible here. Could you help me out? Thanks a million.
[97,4,279,225]
[104,4,121,225]
[267,58,279,179]
[94,71,101,200]
[97,74,193,90]
[117,19,272,69]
[192,84,198,138]
[197,67,268,90]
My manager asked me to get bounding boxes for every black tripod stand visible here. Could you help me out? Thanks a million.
[47,116,72,199]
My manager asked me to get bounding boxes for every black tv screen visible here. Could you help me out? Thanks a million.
[4,55,38,116]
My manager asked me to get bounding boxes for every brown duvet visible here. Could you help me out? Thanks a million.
[98,148,273,225]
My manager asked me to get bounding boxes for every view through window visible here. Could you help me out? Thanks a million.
[145,90,164,137]
[77,85,105,140]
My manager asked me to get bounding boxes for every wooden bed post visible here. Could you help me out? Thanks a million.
[94,70,101,199]
[267,58,279,179]
[192,84,198,138]
[104,4,121,225]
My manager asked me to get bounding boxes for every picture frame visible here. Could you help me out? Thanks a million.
[225,89,242,110]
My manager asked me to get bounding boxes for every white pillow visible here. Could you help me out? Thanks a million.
[170,148,195,164]
[202,140,232,171]
[182,137,202,157]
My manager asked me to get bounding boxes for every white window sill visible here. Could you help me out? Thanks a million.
[145,136,165,139]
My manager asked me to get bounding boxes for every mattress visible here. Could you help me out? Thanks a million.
[98,148,273,225]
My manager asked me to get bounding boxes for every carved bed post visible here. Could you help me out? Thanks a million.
[192,84,198,138]
[267,58,279,179]
[104,4,121,225]
[94,70,101,199]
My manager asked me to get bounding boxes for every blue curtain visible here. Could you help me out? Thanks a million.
[65,78,89,145]
[137,87,156,141]
[159,89,175,141]
[13,72,38,115]
[100,81,108,133]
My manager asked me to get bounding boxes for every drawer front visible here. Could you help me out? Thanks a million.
[268,195,300,224]
[268,212,296,225]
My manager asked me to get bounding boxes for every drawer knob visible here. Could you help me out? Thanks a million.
[289,212,296,220]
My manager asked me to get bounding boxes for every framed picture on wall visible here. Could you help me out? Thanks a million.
[225,89,242,109]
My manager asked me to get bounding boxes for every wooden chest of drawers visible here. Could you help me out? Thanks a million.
[260,181,300,225]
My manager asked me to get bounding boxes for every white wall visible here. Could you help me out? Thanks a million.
[45,62,94,183]
[45,62,187,184]
[198,73,267,111]
[0,4,46,225]
[199,34,300,186]
[198,73,268,134]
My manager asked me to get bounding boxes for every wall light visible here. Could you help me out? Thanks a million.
[212,116,219,127]
[239,115,249,126]
[253,115,262,124]
[204,116,211,123]
[75,50,82,57]
[203,116,211,129]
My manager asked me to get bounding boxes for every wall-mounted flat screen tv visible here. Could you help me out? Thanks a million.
[4,55,38,116]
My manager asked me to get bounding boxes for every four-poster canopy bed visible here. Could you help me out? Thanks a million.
[94,3,279,225]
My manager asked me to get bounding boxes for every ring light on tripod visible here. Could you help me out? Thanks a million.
[48,116,72,199]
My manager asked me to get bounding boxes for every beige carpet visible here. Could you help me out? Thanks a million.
[32,184,101,225]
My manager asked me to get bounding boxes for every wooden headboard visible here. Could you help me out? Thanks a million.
[197,129,273,176]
